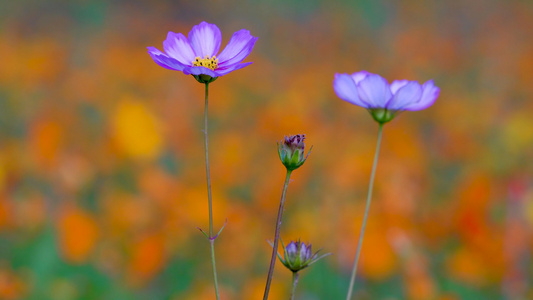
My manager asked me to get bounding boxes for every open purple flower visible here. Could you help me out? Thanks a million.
[333,71,440,123]
[148,21,258,83]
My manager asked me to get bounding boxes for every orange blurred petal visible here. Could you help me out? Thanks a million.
[359,225,398,280]
[58,207,99,264]
[30,120,64,167]
[447,246,486,285]
[128,233,166,282]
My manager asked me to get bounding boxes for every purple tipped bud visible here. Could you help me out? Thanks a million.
[279,240,329,273]
[278,134,311,171]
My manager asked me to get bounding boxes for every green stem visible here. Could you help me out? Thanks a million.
[263,170,293,300]
[346,123,384,300]
[203,82,220,300]
[290,272,300,300]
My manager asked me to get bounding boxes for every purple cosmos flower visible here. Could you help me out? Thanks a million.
[333,71,440,123]
[148,21,258,83]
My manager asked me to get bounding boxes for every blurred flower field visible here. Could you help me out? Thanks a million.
[1,0,533,299]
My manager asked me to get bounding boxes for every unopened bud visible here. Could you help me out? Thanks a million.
[278,240,330,273]
[278,134,311,171]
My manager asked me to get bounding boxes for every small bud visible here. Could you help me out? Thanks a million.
[277,239,330,273]
[278,134,312,171]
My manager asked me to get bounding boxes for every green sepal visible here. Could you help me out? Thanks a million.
[369,108,396,124]
[289,150,302,168]
[193,74,218,84]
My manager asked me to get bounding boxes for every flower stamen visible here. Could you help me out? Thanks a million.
[193,55,219,70]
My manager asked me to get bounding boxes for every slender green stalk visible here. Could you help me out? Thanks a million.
[290,272,300,300]
[346,124,384,300]
[263,170,293,300]
[203,82,220,300]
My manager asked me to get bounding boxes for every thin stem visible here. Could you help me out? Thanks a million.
[263,170,293,300]
[290,272,300,300]
[203,82,220,300]
[346,123,384,300]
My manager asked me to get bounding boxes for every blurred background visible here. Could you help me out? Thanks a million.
[1,0,533,299]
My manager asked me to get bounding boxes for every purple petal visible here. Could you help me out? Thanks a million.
[356,74,393,108]
[350,70,371,84]
[402,80,440,111]
[386,81,422,110]
[333,73,370,108]
[390,80,409,94]
[286,242,298,256]
[163,32,196,65]
[299,243,308,262]
[182,66,219,77]
[147,47,186,71]
[217,29,258,67]
[188,21,222,58]
[304,243,313,261]
[215,62,253,75]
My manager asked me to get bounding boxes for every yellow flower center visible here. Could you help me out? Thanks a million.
[192,55,218,70]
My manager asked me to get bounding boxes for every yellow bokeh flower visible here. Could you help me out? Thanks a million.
[112,98,163,160]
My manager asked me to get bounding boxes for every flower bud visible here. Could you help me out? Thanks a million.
[278,240,330,273]
[278,134,311,171]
